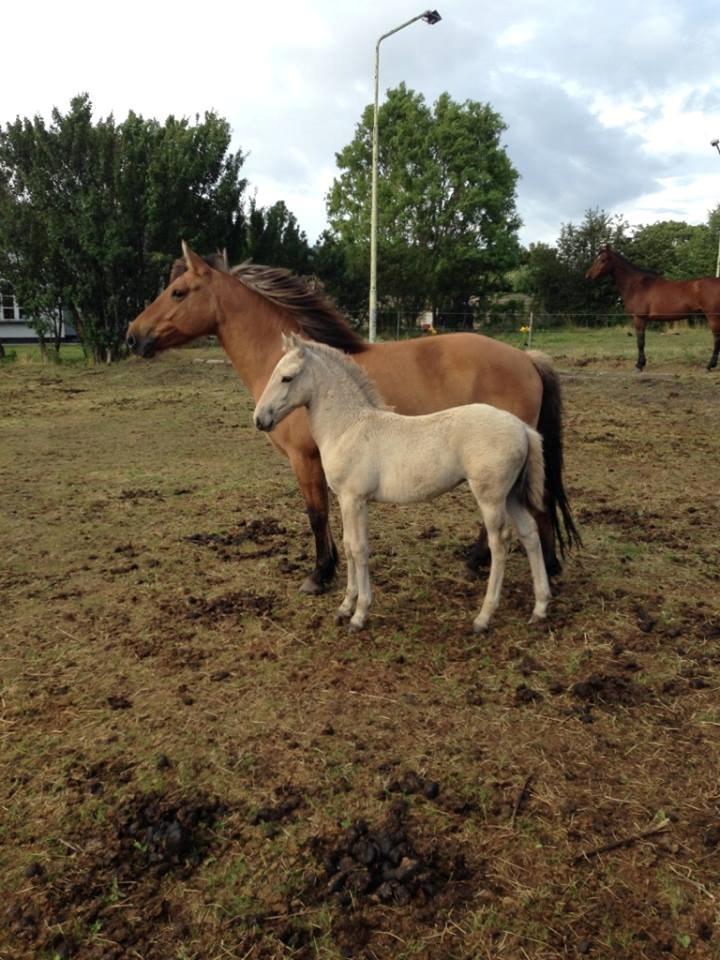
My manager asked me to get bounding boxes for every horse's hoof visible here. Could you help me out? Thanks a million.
[334,610,351,625]
[299,575,329,595]
[473,620,489,635]
[528,613,547,625]
[348,619,366,632]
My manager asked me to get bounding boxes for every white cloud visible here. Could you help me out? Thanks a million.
[2,0,720,248]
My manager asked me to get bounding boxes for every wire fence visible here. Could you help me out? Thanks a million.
[352,308,708,340]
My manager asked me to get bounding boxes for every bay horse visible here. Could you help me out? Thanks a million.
[127,243,579,594]
[255,335,551,632]
[585,245,720,371]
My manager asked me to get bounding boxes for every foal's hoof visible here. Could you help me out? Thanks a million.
[299,575,330,596]
[529,612,548,626]
[348,618,367,633]
[472,620,490,635]
[334,610,351,625]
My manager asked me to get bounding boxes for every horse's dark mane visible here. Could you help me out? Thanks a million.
[606,247,660,277]
[169,253,367,354]
[230,262,368,354]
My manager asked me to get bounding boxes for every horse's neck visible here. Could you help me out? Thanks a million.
[214,280,286,399]
[305,354,377,449]
[609,255,642,296]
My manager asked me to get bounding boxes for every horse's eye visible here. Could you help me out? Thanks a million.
[171,288,186,300]
[281,375,293,383]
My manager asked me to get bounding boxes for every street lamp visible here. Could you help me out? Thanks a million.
[368,10,441,342]
[712,140,720,277]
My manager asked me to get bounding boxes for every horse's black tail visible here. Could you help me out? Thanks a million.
[527,350,581,556]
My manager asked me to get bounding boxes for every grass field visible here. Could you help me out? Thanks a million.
[2,326,719,959]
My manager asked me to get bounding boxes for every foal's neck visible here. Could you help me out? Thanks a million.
[305,353,378,448]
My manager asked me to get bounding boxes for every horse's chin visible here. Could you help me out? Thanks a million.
[128,334,158,358]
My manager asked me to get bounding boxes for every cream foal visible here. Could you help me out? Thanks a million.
[254,335,551,632]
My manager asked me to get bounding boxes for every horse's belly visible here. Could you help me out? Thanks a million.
[373,468,464,504]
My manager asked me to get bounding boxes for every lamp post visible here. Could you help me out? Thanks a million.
[368,9,441,343]
[712,139,720,277]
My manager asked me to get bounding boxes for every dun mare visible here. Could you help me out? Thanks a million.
[127,243,579,593]
[586,245,720,371]
[255,334,551,632]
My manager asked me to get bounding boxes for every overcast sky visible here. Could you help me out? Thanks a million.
[2,0,720,247]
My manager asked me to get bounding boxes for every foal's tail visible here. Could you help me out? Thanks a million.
[520,426,545,510]
[527,350,582,555]
[514,426,545,514]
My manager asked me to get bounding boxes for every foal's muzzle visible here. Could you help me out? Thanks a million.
[126,332,157,358]
[254,410,275,432]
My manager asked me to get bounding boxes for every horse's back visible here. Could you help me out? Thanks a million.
[358,333,543,425]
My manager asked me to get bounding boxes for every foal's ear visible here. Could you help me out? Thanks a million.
[181,241,211,277]
[285,332,305,354]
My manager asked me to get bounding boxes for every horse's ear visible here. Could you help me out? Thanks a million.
[181,241,210,276]
[280,332,293,352]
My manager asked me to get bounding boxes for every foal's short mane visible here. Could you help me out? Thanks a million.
[306,341,388,409]
[232,263,368,354]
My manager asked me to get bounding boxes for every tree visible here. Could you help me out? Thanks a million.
[326,85,521,321]
[524,209,630,321]
[0,95,247,361]
[245,198,312,274]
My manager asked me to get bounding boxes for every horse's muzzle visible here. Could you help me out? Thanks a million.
[254,411,275,432]
[126,332,157,358]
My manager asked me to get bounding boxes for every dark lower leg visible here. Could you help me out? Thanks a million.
[306,505,338,591]
[293,455,338,594]
[464,527,490,574]
[708,331,720,371]
[534,510,561,577]
[636,328,646,370]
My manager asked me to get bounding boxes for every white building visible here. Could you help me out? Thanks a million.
[0,283,76,341]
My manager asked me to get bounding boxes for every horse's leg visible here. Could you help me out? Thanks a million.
[465,521,559,578]
[470,497,510,633]
[338,495,371,631]
[464,526,491,574]
[633,316,647,371]
[290,450,338,594]
[707,321,720,371]
[532,509,561,577]
[508,500,552,623]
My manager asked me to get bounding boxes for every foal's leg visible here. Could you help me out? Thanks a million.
[507,499,552,623]
[466,510,561,578]
[290,450,338,594]
[335,521,358,624]
[470,497,510,633]
[338,495,371,631]
[633,316,647,371]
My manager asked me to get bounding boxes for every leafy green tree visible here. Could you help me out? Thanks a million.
[326,84,521,322]
[0,95,247,361]
[311,230,367,317]
[522,209,630,321]
[245,198,312,274]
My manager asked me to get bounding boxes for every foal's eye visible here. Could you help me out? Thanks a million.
[281,375,293,383]
[171,288,186,300]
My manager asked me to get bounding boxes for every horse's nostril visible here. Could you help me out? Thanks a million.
[126,333,136,349]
